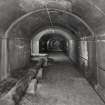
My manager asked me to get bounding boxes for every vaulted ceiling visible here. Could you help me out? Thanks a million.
[0,0,104,39]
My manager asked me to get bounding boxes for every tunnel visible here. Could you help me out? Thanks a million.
[0,0,105,105]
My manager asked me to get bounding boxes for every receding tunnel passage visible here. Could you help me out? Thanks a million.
[0,0,105,105]
[38,32,71,62]
[31,27,77,63]
[39,34,67,53]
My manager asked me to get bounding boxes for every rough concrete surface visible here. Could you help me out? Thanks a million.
[20,59,104,105]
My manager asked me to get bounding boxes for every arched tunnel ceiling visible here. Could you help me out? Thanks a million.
[5,9,92,39]
[0,0,105,38]
[32,27,75,41]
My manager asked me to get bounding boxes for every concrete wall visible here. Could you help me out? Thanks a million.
[78,40,88,76]
[68,40,77,63]
[96,40,105,88]
[78,35,105,101]
[8,38,30,74]
[0,38,31,80]
[78,38,97,83]
[0,38,2,80]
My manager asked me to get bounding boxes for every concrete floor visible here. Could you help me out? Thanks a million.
[20,53,105,105]
[47,52,70,62]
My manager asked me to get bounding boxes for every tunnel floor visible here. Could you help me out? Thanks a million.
[20,60,104,105]
[47,52,70,62]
